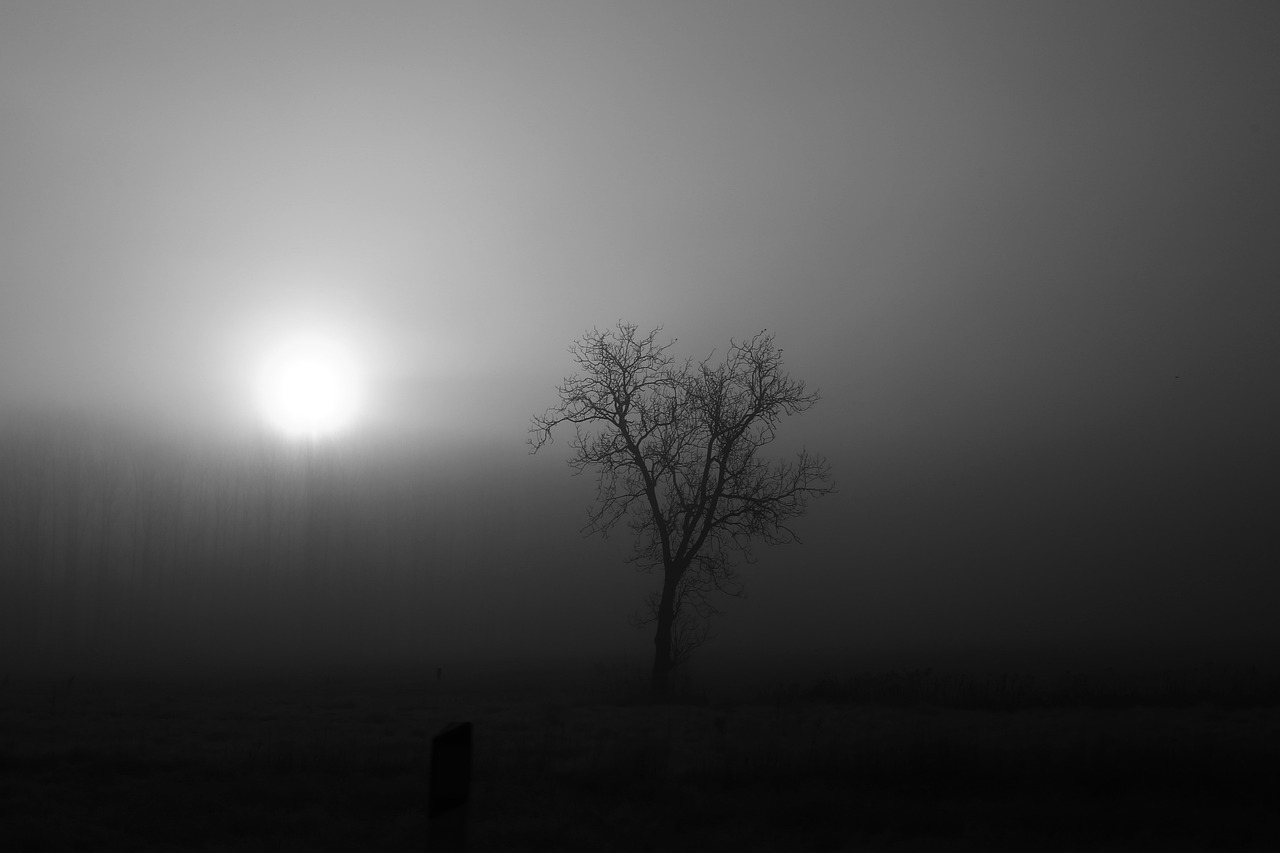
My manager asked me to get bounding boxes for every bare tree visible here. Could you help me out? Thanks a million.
[530,322,834,698]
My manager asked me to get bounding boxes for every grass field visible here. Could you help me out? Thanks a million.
[2,662,1278,851]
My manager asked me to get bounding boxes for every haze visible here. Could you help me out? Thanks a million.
[2,1,1277,684]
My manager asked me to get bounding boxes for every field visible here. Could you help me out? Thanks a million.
[2,662,1278,851]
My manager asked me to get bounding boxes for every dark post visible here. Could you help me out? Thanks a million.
[428,721,472,851]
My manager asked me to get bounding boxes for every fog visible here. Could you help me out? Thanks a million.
[3,396,1276,683]
[0,412,639,673]
[2,2,1278,683]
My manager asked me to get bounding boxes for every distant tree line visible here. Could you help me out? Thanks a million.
[0,415,484,674]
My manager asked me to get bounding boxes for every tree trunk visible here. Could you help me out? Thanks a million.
[650,569,679,699]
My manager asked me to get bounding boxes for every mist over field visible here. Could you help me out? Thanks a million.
[0,413,634,678]
[3,403,1277,687]
[1,1,1278,689]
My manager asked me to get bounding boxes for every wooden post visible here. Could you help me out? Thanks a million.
[428,721,472,851]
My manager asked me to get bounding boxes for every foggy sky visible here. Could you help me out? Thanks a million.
[2,1,1278,678]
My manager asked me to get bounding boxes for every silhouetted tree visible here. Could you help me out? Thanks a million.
[530,322,834,698]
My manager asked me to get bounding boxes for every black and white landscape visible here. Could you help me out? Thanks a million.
[2,2,1278,849]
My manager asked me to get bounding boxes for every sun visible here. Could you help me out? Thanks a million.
[255,335,362,439]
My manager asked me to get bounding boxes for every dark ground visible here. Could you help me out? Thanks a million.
[2,662,1278,851]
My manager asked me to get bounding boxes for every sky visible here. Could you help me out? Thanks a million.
[2,1,1278,680]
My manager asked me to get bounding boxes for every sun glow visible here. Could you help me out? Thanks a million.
[256,335,362,439]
